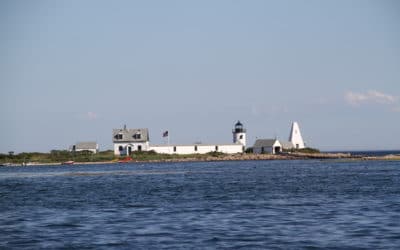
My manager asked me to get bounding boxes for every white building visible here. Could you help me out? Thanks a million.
[253,139,282,154]
[149,143,244,155]
[289,121,305,149]
[112,126,150,155]
[232,121,246,147]
[71,142,99,154]
[112,121,247,156]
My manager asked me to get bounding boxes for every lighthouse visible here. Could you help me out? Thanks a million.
[232,121,247,147]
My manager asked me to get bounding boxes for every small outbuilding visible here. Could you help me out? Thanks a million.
[253,139,282,154]
[71,142,99,154]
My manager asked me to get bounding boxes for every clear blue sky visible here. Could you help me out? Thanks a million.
[1,0,399,152]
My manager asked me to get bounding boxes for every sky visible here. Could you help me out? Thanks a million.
[1,0,399,153]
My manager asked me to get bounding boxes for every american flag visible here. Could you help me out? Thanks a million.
[163,131,169,137]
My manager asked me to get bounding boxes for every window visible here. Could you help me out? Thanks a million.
[215,146,218,151]
[118,146,123,151]
[138,145,142,151]
[133,133,141,139]
[173,146,177,152]
[239,135,243,139]
[116,134,123,140]
[194,146,198,152]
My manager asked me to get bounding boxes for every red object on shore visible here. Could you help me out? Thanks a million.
[118,156,133,163]
[62,161,74,165]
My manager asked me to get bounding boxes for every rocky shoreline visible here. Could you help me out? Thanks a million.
[2,152,399,167]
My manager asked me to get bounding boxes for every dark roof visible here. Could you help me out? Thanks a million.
[112,128,149,142]
[75,142,98,150]
[235,121,243,127]
[253,139,279,148]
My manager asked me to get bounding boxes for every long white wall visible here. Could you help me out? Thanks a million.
[149,144,243,155]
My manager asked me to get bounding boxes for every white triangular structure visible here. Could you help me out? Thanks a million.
[289,122,305,149]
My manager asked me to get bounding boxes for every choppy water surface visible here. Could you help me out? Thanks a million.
[1,160,400,249]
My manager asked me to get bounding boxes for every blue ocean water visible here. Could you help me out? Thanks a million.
[1,160,400,249]
[326,150,400,157]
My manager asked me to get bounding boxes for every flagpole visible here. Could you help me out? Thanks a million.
[168,133,171,154]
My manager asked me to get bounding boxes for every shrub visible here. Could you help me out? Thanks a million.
[289,147,320,154]
[206,151,226,157]
[245,147,253,153]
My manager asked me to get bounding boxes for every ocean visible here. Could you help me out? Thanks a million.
[326,150,400,157]
[1,160,400,249]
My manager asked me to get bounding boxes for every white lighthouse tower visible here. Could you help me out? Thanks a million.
[232,121,246,147]
[289,121,305,149]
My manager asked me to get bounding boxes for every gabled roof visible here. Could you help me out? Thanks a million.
[253,139,279,148]
[112,128,149,142]
[75,142,98,150]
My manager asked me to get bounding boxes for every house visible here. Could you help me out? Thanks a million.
[71,142,98,154]
[253,139,282,154]
[112,121,246,156]
[112,125,150,156]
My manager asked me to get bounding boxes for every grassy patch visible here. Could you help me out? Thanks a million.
[1,150,232,164]
[130,150,227,161]
[0,150,116,164]
[284,147,320,154]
